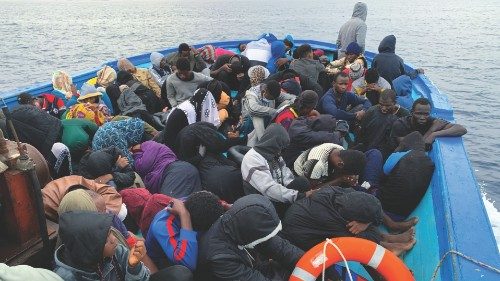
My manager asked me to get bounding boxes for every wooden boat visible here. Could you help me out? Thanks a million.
[0,39,499,280]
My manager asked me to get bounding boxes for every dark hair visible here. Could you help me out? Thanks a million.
[17,92,34,105]
[334,72,349,82]
[176,57,191,71]
[184,191,224,231]
[412,97,431,111]
[116,70,134,85]
[380,89,396,103]
[199,80,223,103]
[178,43,190,53]
[297,44,312,59]
[364,68,379,84]
[264,80,281,100]
[339,150,366,175]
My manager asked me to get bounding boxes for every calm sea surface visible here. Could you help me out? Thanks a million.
[0,0,499,240]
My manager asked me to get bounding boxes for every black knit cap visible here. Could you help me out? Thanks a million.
[178,43,190,53]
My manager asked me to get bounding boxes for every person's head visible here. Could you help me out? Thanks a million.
[254,123,290,161]
[262,80,281,100]
[280,78,301,96]
[294,90,319,116]
[411,98,431,125]
[59,211,114,270]
[17,92,36,105]
[283,34,294,50]
[77,83,102,104]
[379,89,397,114]
[297,44,313,59]
[333,72,349,94]
[364,68,379,85]
[248,65,270,87]
[96,66,117,88]
[237,43,247,52]
[116,70,134,85]
[184,191,224,231]
[176,57,192,81]
[329,149,366,175]
[178,43,191,57]
[345,42,362,63]
[229,56,243,74]
[117,58,136,73]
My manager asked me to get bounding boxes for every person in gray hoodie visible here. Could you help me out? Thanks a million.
[149,52,172,87]
[372,35,425,86]
[241,124,314,215]
[337,2,368,58]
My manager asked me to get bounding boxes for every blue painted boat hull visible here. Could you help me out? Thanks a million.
[1,39,499,280]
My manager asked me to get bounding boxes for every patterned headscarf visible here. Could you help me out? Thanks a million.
[176,89,220,127]
[51,142,73,177]
[248,65,270,87]
[197,45,216,63]
[52,70,73,99]
[96,66,117,87]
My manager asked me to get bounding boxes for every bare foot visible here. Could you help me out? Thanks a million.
[387,217,419,233]
[381,238,417,256]
[382,227,415,243]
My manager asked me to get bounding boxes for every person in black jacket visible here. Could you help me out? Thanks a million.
[282,187,416,256]
[78,146,135,190]
[195,194,304,281]
[282,114,347,168]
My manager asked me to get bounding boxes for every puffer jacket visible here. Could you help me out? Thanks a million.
[196,194,304,281]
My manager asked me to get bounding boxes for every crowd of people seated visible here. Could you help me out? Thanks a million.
[0,2,468,280]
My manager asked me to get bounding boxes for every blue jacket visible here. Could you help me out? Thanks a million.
[318,88,371,121]
[392,75,414,111]
[145,208,198,271]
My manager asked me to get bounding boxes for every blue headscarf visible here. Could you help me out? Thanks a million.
[266,41,287,74]
[392,75,413,110]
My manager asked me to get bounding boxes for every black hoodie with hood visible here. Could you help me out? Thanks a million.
[196,194,303,281]
[283,115,344,168]
[282,187,383,251]
[372,35,419,85]
[378,132,435,216]
[54,211,149,281]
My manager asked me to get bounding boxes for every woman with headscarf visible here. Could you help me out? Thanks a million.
[51,70,77,106]
[273,90,320,131]
[65,83,111,126]
[149,52,172,87]
[78,147,135,190]
[92,118,145,164]
[132,140,201,198]
[117,57,162,98]
[50,142,73,179]
[156,88,220,150]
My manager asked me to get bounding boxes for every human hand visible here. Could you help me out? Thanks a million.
[355,110,365,120]
[305,189,318,198]
[308,110,320,117]
[367,84,382,92]
[341,175,358,187]
[116,155,129,169]
[276,57,289,67]
[227,130,240,139]
[128,240,147,268]
[166,198,189,217]
[347,221,371,235]
[162,106,169,112]
[95,174,113,184]
[424,133,435,151]
[222,63,232,72]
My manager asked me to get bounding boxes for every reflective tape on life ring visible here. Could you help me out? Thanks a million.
[290,237,414,281]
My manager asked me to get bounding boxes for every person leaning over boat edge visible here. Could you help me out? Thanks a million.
[390,97,467,151]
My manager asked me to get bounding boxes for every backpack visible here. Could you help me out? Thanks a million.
[38,93,66,118]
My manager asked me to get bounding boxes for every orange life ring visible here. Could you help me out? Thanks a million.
[289,237,414,281]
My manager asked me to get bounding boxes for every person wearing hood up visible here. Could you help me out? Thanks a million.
[282,115,347,168]
[54,211,150,281]
[117,57,162,98]
[390,98,467,151]
[273,90,320,131]
[337,2,368,58]
[372,35,425,86]
[149,52,172,87]
[196,194,304,281]
[358,89,410,159]
[78,146,135,190]
[132,140,202,198]
[392,75,414,110]
[378,132,435,220]
[267,41,289,74]
[282,187,416,257]
[241,124,314,214]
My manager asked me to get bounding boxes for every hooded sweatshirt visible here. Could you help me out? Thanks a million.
[133,141,178,194]
[241,124,299,203]
[149,52,171,86]
[196,194,304,281]
[282,187,383,250]
[266,41,287,74]
[54,211,150,281]
[378,132,435,216]
[337,2,368,57]
[392,75,414,110]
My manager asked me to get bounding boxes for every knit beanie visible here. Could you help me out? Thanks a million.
[346,42,362,55]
